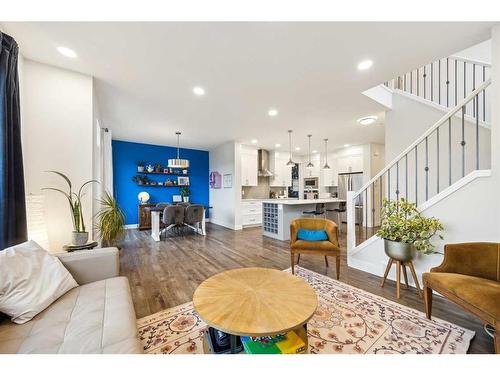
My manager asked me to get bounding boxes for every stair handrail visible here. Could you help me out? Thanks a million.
[352,78,491,200]
[449,55,491,68]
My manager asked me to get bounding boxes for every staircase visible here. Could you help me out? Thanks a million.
[347,54,493,280]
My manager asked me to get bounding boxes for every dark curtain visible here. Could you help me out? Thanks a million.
[0,32,26,250]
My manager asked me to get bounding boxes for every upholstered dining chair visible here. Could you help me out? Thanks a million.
[160,205,185,238]
[290,218,341,279]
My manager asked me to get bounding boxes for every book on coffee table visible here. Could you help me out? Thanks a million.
[241,331,306,354]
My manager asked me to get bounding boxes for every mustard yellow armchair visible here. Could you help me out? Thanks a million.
[422,242,500,353]
[290,218,341,279]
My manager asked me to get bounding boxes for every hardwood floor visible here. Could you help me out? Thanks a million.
[120,223,495,354]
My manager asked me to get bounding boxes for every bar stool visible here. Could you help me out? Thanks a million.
[326,202,346,234]
[302,203,326,218]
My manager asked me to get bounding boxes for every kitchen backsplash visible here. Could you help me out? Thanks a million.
[242,176,288,199]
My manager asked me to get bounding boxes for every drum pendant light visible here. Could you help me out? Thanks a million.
[168,132,190,168]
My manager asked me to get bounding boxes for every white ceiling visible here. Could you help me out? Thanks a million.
[2,22,495,153]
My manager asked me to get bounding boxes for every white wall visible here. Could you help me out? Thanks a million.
[209,141,242,230]
[21,59,94,252]
[454,39,491,63]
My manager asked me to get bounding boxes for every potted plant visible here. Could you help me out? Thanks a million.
[132,175,142,185]
[95,191,125,248]
[155,163,162,173]
[376,198,444,261]
[137,161,146,172]
[43,171,98,246]
[180,186,191,203]
[146,164,154,173]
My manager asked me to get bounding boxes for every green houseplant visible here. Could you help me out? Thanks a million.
[376,198,444,261]
[43,171,98,245]
[180,186,191,203]
[95,191,126,248]
[137,161,146,172]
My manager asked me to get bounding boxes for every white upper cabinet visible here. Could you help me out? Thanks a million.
[269,151,292,187]
[304,154,321,178]
[337,154,363,174]
[241,147,258,186]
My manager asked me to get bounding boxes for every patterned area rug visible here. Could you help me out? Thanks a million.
[137,266,474,354]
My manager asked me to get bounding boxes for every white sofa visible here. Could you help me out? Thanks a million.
[0,248,143,354]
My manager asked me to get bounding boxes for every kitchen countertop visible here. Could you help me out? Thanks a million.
[241,198,298,201]
[261,198,346,205]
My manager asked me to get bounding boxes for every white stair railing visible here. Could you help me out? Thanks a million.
[386,56,491,123]
[347,79,492,252]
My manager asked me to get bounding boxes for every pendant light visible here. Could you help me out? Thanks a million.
[168,131,190,168]
[286,130,295,166]
[322,138,331,170]
[306,134,314,169]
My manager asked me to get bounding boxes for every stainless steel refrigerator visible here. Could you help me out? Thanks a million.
[338,172,364,224]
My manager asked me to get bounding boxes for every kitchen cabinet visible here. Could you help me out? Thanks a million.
[269,152,292,187]
[241,147,258,186]
[337,154,363,174]
[241,200,263,226]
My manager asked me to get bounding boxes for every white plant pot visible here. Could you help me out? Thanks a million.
[72,231,89,246]
[137,166,145,172]
[183,196,190,203]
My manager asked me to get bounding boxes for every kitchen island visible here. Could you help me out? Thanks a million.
[262,198,346,241]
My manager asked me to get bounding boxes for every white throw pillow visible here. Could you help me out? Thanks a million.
[0,240,78,324]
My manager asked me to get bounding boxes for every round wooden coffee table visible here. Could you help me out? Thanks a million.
[193,267,317,353]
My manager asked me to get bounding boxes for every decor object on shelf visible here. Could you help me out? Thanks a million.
[290,218,341,279]
[423,242,500,353]
[223,173,232,188]
[137,161,146,172]
[95,191,126,248]
[155,163,162,173]
[146,164,154,173]
[173,195,182,203]
[168,131,190,168]
[180,187,191,203]
[209,171,222,188]
[138,266,473,354]
[178,176,190,186]
[42,171,98,245]
[138,191,150,203]
[377,198,444,298]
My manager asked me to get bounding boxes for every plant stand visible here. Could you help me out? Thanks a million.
[380,258,423,299]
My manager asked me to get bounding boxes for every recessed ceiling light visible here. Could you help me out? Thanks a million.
[357,59,373,71]
[57,46,77,58]
[275,143,281,148]
[344,144,350,148]
[268,108,278,117]
[192,86,205,96]
[295,147,301,151]
[312,150,318,154]
[251,139,258,144]
[357,116,378,125]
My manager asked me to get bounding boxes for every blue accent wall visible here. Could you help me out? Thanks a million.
[112,140,209,225]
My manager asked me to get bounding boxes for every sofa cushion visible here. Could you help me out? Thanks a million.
[0,240,78,324]
[423,272,500,321]
[0,277,142,354]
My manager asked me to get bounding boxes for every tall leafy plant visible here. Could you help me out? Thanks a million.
[42,171,98,233]
[376,198,444,254]
[95,191,125,247]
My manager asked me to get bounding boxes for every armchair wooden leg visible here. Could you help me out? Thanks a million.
[335,256,340,280]
[297,254,301,264]
[291,253,295,275]
[495,328,500,354]
[324,256,329,267]
[381,258,393,288]
[424,285,433,319]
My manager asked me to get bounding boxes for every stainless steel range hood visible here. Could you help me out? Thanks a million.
[258,149,273,177]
